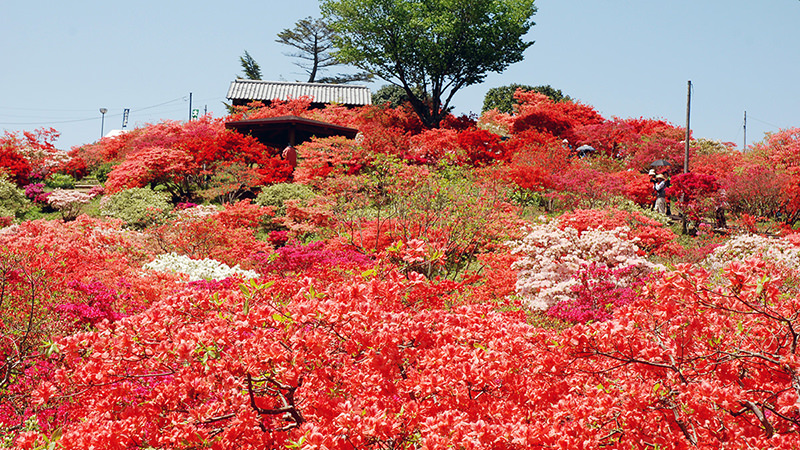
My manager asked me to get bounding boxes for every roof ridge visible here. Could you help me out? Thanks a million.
[232,79,369,89]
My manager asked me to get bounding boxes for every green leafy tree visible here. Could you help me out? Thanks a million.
[238,50,262,80]
[372,84,423,108]
[482,84,571,114]
[276,16,372,84]
[322,0,537,128]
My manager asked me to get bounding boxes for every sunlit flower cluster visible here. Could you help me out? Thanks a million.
[143,252,259,281]
[703,233,800,275]
[510,219,660,310]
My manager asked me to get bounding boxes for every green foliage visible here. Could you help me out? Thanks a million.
[238,50,262,80]
[255,183,317,216]
[372,84,423,108]
[335,161,515,279]
[90,161,116,183]
[99,187,172,229]
[610,197,671,227]
[44,173,76,189]
[0,176,31,220]
[510,187,546,208]
[482,84,571,114]
[322,0,537,127]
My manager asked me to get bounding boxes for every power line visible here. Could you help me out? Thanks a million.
[748,115,782,130]
[0,96,188,126]
[0,116,99,126]
[0,95,226,128]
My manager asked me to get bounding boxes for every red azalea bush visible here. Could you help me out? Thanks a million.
[14,255,800,448]
[0,216,157,435]
[146,202,273,269]
[255,240,374,276]
[293,136,371,183]
[724,162,787,219]
[750,128,800,225]
[668,172,722,223]
[0,144,32,186]
[508,91,605,143]
[9,86,800,448]
[82,117,293,201]
[0,128,67,184]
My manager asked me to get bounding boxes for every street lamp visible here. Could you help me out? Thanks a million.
[99,108,108,138]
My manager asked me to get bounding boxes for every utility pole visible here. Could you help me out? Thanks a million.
[188,92,193,121]
[683,80,691,174]
[681,81,691,235]
[743,110,747,151]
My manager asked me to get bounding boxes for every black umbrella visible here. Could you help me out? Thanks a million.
[650,159,672,167]
[575,145,595,158]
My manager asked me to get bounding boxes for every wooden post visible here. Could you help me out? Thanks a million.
[683,81,691,174]
[682,80,691,234]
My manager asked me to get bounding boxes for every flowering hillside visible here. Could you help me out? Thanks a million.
[2,91,800,448]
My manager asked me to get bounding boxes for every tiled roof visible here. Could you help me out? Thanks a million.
[226,79,372,106]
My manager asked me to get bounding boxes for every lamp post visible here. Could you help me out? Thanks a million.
[99,108,108,138]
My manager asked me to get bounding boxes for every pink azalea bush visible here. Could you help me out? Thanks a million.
[545,262,643,323]
[54,280,128,327]
[45,189,96,221]
[509,216,661,314]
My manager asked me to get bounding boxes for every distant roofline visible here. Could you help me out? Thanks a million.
[231,79,370,89]
[226,79,372,107]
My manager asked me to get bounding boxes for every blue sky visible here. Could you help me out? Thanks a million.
[1,0,798,151]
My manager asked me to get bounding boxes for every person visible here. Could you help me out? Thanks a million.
[654,174,668,215]
[648,169,657,208]
[282,145,297,168]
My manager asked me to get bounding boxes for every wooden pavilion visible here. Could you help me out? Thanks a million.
[224,115,359,148]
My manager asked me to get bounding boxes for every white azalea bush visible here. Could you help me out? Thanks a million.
[702,233,800,277]
[509,218,662,311]
[143,252,259,281]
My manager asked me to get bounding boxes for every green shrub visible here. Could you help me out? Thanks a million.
[482,84,571,114]
[0,176,31,221]
[90,162,116,183]
[99,187,172,229]
[255,183,316,216]
[44,173,76,189]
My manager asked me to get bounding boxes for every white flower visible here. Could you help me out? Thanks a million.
[143,252,259,281]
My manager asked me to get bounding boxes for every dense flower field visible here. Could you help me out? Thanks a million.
[1,91,800,448]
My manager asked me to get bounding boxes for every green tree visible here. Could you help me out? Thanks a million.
[372,84,423,108]
[238,50,262,80]
[321,0,537,128]
[482,84,571,114]
[276,16,372,84]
